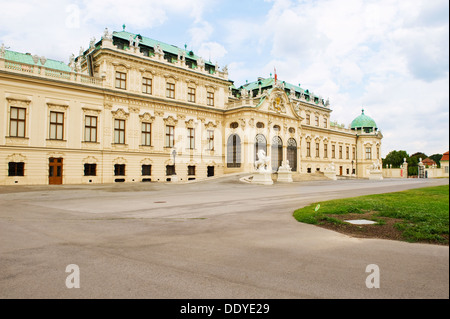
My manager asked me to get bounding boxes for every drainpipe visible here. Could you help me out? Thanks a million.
[355,133,359,177]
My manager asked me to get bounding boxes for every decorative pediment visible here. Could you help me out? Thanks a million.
[140,158,153,165]
[139,112,155,123]
[47,103,69,112]
[113,157,127,165]
[6,97,31,107]
[82,156,98,164]
[112,108,129,120]
[82,108,101,116]
[185,119,196,128]
[164,116,178,126]
[269,91,287,114]
[7,153,27,162]
[205,121,217,129]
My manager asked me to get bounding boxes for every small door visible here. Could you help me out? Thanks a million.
[49,157,63,185]
[339,166,343,176]
[207,166,214,177]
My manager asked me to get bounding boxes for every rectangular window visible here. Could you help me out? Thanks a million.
[187,128,195,149]
[114,119,125,144]
[324,143,328,158]
[166,165,175,176]
[346,146,350,160]
[377,147,380,159]
[353,147,356,160]
[84,163,96,176]
[142,165,152,176]
[332,145,336,159]
[85,116,97,142]
[339,146,343,159]
[188,165,196,176]
[166,83,175,99]
[306,114,310,125]
[10,107,26,137]
[316,143,320,158]
[188,87,196,103]
[366,147,372,160]
[114,164,125,176]
[306,142,311,157]
[315,116,319,127]
[207,130,214,151]
[165,125,174,148]
[323,118,327,128]
[115,72,126,90]
[141,122,151,146]
[207,92,214,106]
[8,162,24,176]
[49,111,64,140]
[142,77,152,94]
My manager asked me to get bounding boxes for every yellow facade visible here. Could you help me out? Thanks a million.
[0,30,382,185]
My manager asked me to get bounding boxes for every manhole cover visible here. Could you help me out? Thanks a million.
[344,219,377,225]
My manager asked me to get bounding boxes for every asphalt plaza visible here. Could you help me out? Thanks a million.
[0,175,448,298]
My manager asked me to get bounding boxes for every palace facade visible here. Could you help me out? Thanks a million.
[0,29,383,185]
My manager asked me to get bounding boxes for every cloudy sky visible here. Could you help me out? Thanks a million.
[0,0,448,157]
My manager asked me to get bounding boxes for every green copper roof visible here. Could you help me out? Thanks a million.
[112,31,214,66]
[4,50,72,72]
[241,77,318,99]
[351,109,378,129]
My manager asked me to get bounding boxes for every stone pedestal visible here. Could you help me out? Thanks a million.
[368,170,383,180]
[324,171,337,180]
[252,172,273,185]
[277,169,293,182]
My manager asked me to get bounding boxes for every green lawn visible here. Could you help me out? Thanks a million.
[293,185,449,244]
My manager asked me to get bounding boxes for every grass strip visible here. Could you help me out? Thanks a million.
[293,185,449,244]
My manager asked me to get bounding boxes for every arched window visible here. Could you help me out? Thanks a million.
[255,134,267,162]
[287,138,297,172]
[227,134,241,168]
[271,136,283,172]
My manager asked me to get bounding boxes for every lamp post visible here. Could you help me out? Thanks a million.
[171,149,177,175]
[351,160,354,176]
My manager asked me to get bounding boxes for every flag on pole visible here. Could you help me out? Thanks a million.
[274,67,277,85]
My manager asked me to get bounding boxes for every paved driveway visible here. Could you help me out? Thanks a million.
[0,176,448,298]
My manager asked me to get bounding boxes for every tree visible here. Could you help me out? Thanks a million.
[382,150,409,168]
[429,154,443,168]
[408,152,427,176]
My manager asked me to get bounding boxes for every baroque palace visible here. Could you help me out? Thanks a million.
[0,28,382,185]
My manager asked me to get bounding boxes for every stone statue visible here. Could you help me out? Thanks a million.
[68,54,75,69]
[255,150,271,173]
[325,162,336,172]
[103,28,112,40]
[129,35,134,47]
[79,47,84,57]
[155,44,163,55]
[223,65,228,73]
[197,57,205,68]
[279,160,291,171]
[371,160,381,171]
[0,43,5,57]
[134,36,140,47]
[89,37,96,48]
